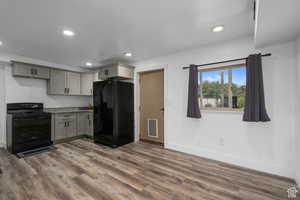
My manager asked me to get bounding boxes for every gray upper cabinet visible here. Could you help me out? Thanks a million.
[12,62,50,79]
[67,72,81,95]
[48,69,81,95]
[98,63,134,80]
[48,69,66,95]
[80,73,94,96]
[32,67,50,79]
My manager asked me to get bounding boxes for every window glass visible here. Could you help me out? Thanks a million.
[199,65,246,110]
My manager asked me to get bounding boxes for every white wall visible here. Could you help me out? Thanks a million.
[134,37,297,178]
[295,36,300,185]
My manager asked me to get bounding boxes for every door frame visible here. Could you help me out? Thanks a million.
[134,65,168,145]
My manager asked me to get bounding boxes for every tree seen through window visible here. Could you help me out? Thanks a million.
[198,65,246,110]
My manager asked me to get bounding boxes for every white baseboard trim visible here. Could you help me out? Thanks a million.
[165,143,294,179]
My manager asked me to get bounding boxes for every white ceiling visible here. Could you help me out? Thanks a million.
[0,0,254,68]
[255,0,300,48]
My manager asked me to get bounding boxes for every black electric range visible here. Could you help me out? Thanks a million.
[6,103,53,157]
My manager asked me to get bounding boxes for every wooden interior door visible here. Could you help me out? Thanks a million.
[140,69,164,144]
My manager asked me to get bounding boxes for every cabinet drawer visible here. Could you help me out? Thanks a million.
[55,113,76,121]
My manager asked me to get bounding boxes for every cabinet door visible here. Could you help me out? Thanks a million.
[77,113,89,135]
[66,118,77,138]
[80,73,94,96]
[98,66,117,79]
[54,118,67,140]
[67,72,81,95]
[87,113,93,136]
[32,66,50,79]
[48,70,67,95]
[12,63,31,77]
[94,71,102,82]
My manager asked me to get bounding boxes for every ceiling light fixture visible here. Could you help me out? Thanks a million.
[0,41,2,46]
[63,30,75,37]
[124,52,132,57]
[86,62,92,67]
[212,25,224,32]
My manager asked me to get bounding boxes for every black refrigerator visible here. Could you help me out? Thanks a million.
[93,80,134,148]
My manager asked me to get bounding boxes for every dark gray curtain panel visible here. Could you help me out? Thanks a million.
[243,54,270,122]
[187,65,201,118]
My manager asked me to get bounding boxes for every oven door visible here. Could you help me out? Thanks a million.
[12,114,51,153]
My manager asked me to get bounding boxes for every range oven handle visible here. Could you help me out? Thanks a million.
[13,116,50,120]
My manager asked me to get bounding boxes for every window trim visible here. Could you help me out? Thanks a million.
[198,63,246,112]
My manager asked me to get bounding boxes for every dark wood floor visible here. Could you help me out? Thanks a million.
[0,139,298,200]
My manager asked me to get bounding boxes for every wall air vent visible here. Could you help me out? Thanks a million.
[148,119,158,138]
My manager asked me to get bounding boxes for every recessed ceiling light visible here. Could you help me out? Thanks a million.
[212,25,224,32]
[63,30,75,37]
[0,41,2,46]
[86,62,92,67]
[124,52,132,57]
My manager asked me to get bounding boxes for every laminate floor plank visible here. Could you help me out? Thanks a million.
[0,139,298,200]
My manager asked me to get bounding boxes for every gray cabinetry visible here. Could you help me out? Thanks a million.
[48,69,66,95]
[12,62,50,79]
[48,69,81,95]
[67,72,81,95]
[98,63,134,79]
[80,73,94,96]
[53,113,77,140]
[54,117,67,140]
[33,67,50,79]
[77,112,93,136]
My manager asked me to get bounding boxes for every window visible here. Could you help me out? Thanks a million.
[198,64,246,111]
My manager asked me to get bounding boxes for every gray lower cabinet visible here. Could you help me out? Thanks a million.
[52,112,93,141]
[53,113,77,140]
[77,112,93,136]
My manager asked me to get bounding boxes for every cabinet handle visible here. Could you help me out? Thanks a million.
[89,120,91,127]
[64,122,66,127]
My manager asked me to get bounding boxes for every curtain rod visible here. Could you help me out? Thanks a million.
[182,53,272,70]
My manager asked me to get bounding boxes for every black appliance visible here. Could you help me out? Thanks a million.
[93,80,134,148]
[6,103,52,156]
